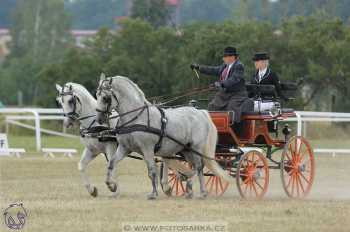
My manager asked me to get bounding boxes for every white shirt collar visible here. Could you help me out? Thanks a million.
[258,67,268,77]
[227,62,235,70]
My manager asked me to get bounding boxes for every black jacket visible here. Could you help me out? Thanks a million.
[250,68,285,99]
[198,60,247,93]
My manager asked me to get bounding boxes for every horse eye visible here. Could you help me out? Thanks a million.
[102,96,110,103]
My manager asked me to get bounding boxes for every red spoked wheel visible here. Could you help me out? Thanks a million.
[236,150,269,199]
[280,136,315,198]
[204,155,233,196]
[160,161,187,197]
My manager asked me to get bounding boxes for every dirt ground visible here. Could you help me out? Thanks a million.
[1,152,350,232]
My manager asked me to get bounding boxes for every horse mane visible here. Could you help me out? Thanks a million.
[111,76,150,104]
[65,82,96,103]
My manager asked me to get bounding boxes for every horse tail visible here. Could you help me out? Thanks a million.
[202,111,235,184]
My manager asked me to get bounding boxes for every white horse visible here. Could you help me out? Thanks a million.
[55,83,119,197]
[95,74,232,199]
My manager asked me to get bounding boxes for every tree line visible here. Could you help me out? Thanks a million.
[0,0,350,112]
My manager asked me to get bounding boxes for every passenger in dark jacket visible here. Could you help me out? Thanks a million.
[250,52,287,100]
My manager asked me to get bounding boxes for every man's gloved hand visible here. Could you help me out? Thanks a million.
[190,63,200,70]
[214,81,222,89]
[209,82,224,90]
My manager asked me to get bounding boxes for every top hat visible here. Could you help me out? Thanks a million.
[223,46,238,57]
[252,52,270,61]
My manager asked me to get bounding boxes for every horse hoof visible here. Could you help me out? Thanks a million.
[90,187,98,197]
[163,186,172,197]
[185,192,193,199]
[108,183,117,192]
[199,191,208,199]
[147,193,158,200]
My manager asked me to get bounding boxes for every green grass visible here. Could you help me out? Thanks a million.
[1,137,350,232]
[7,135,84,154]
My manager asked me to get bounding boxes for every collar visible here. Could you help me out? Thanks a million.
[226,60,238,70]
[255,68,270,83]
[258,67,268,76]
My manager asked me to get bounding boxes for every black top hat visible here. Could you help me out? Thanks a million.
[223,46,238,57]
[252,52,270,61]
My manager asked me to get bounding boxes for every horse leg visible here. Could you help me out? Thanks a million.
[182,153,196,199]
[197,161,208,199]
[161,159,172,196]
[78,148,98,197]
[105,144,127,195]
[143,150,158,200]
[191,153,208,199]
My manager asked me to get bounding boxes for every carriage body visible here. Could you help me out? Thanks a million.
[165,83,315,199]
[210,110,294,148]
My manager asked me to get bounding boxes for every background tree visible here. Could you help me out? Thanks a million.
[2,1,350,112]
[130,0,172,28]
[0,0,72,105]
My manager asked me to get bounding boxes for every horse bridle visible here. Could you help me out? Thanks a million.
[96,78,120,116]
[96,78,151,128]
[57,85,82,121]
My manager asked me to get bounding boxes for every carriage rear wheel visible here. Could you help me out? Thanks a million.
[204,155,233,196]
[160,162,186,197]
[236,150,269,199]
[280,136,315,198]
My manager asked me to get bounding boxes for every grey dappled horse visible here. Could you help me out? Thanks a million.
[56,83,119,197]
[95,74,232,199]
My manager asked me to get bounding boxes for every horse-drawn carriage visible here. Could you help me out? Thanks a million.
[162,83,315,199]
[57,76,315,200]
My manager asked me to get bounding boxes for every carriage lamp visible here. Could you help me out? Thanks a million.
[282,124,292,141]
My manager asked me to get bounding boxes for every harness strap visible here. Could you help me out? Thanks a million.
[116,104,148,128]
[113,124,215,161]
[154,107,167,154]
[108,104,148,120]
[77,114,96,121]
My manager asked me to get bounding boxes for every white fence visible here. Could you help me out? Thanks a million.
[0,108,350,154]
[286,111,350,155]
[0,108,78,151]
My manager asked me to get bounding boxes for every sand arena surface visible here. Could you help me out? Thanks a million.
[1,153,349,232]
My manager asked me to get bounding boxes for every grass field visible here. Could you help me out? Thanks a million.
[1,135,350,232]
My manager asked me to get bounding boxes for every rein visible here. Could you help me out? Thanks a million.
[148,86,212,106]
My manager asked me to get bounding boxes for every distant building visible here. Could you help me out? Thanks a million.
[0,28,98,61]
[166,0,180,27]
[0,28,11,62]
[71,30,98,47]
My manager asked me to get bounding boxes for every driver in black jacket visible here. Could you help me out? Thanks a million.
[191,46,252,122]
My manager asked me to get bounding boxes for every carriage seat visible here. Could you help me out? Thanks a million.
[244,83,297,114]
[246,82,297,101]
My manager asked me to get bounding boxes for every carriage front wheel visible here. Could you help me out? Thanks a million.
[236,150,269,199]
[160,162,187,197]
[280,136,315,198]
[204,155,233,196]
